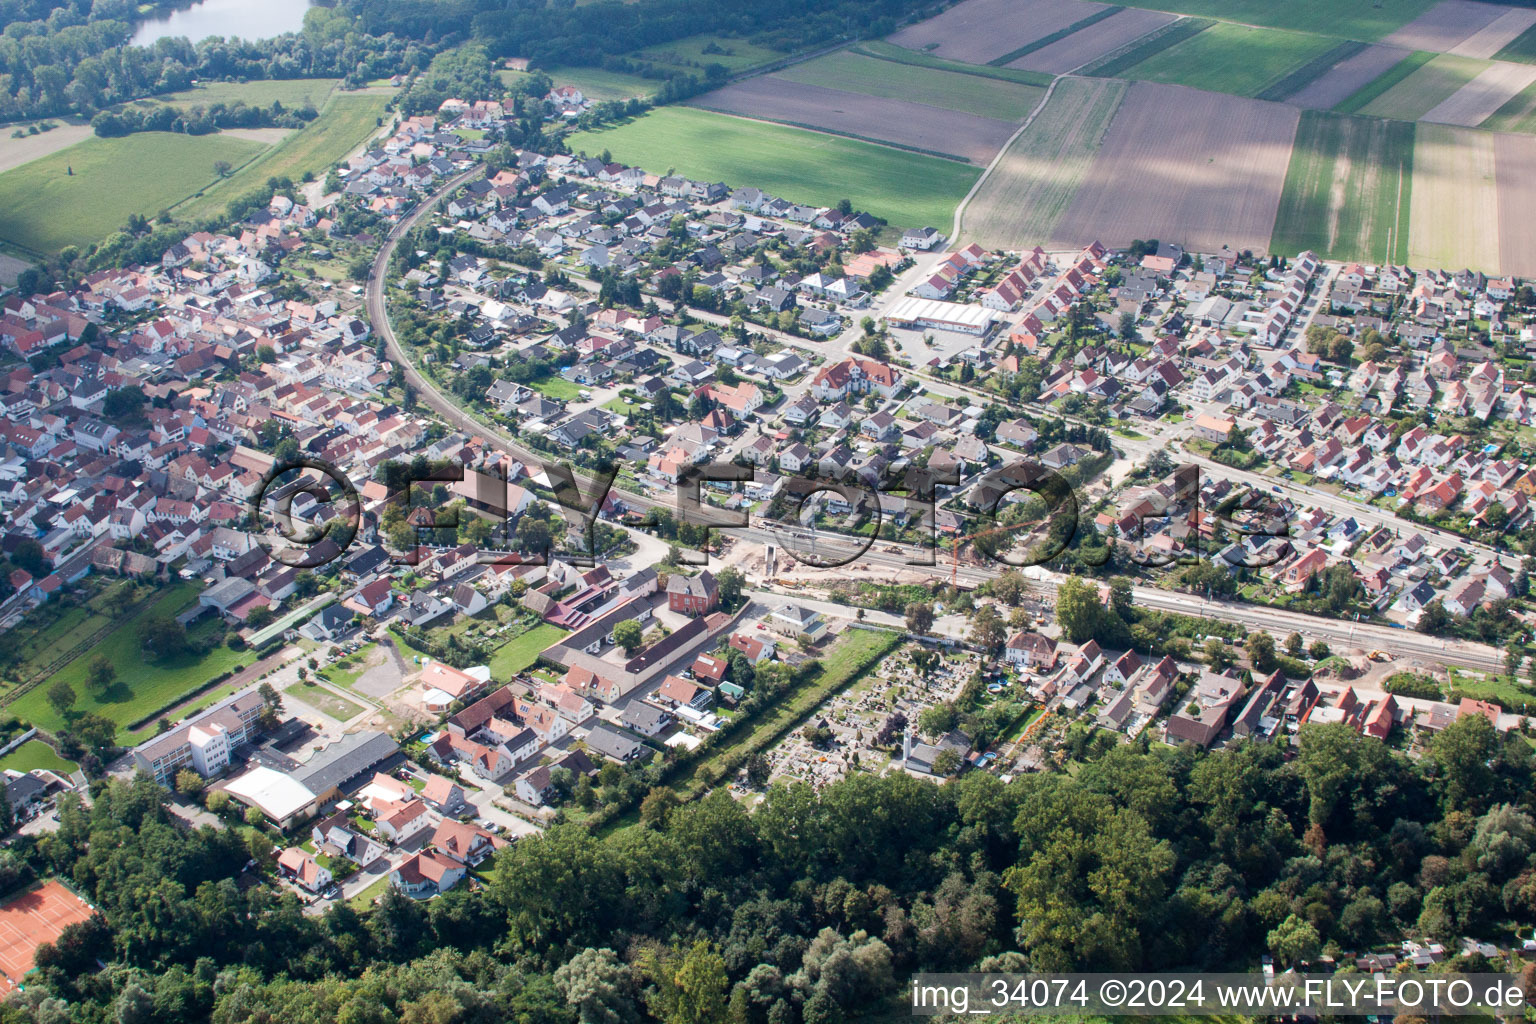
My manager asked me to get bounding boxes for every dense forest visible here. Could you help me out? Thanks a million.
[4,712,1536,1023]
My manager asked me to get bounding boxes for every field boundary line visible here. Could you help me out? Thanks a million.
[950,73,1067,242]
[986,6,1124,67]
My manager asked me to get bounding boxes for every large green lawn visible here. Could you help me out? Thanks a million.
[1119,22,1345,97]
[128,78,340,111]
[533,67,660,101]
[176,92,391,220]
[1116,0,1439,41]
[0,739,77,774]
[487,623,569,677]
[776,50,1046,120]
[0,131,265,254]
[1271,110,1414,263]
[633,34,785,73]
[570,106,979,232]
[8,582,256,733]
[288,682,365,722]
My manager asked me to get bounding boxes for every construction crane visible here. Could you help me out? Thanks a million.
[950,519,1038,587]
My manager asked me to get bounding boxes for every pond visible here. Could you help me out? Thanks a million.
[131,0,313,47]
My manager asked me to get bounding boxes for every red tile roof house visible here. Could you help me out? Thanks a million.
[276,847,332,893]
[391,850,466,898]
[343,578,394,617]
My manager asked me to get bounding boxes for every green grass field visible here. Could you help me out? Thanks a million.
[175,92,390,220]
[534,67,661,101]
[571,106,979,232]
[1496,22,1536,63]
[1484,77,1536,132]
[0,739,77,774]
[855,41,1053,87]
[0,131,264,254]
[128,78,340,111]
[1334,49,1435,112]
[7,582,255,733]
[775,50,1045,120]
[1358,52,1486,120]
[1118,22,1345,97]
[1271,110,1414,263]
[487,623,569,677]
[1116,0,1438,41]
[527,373,584,400]
[633,34,785,73]
[288,682,365,722]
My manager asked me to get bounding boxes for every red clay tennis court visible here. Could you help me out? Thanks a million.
[0,881,96,991]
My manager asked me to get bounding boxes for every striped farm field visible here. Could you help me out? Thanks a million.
[1335,49,1436,111]
[1288,44,1414,109]
[1483,78,1536,131]
[1009,7,1178,74]
[775,50,1046,120]
[888,0,1111,65]
[1497,22,1536,63]
[1113,0,1439,41]
[1406,122,1499,270]
[1117,22,1347,98]
[1049,82,1299,253]
[1358,52,1488,119]
[963,77,1128,248]
[1271,111,1414,263]
[1420,60,1536,125]
[1494,132,1536,276]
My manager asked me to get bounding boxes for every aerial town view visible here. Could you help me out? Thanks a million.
[6,0,1536,1019]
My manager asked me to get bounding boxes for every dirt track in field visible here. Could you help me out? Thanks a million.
[1286,44,1412,109]
[1009,8,1177,74]
[690,77,1017,163]
[1049,82,1299,253]
[888,0,1109,65]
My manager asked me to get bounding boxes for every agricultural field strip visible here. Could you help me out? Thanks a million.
[1450,6,1536,57]
[690,77,1018,163]
[1095,0,1439,41]
[961,77,1128,248]
[1286,44,1413,110]
[1493,132,1536,277]
[773,51,1046,120]
[1077,16,1213,78]
[887,0,1110,66]
[1257,41,1368,102]
[986,6,1123,67]
[1359,52,1488,120]
[1008,8,1178,75]
[1270,111,1414,263]
[1420,60,1536,126]
[1116,22,1357,99]
[1484,78,1536,132]
[1406,122,1499,272]
[1382,0,1510,53]
[1050,81,1299,253]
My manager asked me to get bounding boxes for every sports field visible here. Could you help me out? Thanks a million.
[175,92,390,219]
[0,131,263,254]
[0,882,95,991]
[1116,22,1349,98]
[1116,0,1438,41]
[1271,111,1414,263]
[775,50,1046,120]
[8,582,255,732]
[570,106,979,232]
[1406,122,1499,271]
[963,77,1128,248]
[1358,52,1490,119]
